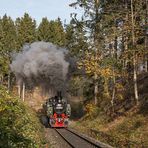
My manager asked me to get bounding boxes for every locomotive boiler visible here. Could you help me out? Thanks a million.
[43,92,71,127]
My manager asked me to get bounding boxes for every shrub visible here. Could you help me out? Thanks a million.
[85,103,99,118]
[0,86,44,148]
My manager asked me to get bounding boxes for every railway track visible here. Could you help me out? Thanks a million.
[55,128,113,148]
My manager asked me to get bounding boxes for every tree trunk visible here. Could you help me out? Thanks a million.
[8,71,11,92]
[111,69,116,113]
[18,80,23,98]
[131,0,139,104]
[114,36,118,59]
[22,82,25,102]
[18,84,21,98]
[0,75,4,85]
[144,0,148,72]
[104,78,109,98]
[124,0,131,76]
[94,73,98,105]
[133,56,139,104]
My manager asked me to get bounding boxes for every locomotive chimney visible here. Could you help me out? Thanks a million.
[57,91,62,99]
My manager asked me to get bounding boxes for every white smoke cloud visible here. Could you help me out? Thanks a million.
[10,41,69,92]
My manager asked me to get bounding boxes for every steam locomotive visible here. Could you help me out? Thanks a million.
[43,92,71,127]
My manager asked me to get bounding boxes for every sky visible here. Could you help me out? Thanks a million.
[0,0,79,25]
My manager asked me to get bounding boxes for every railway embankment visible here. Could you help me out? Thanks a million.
[70,73,148,147]
[70,105,148,147]
[0,86,46,147]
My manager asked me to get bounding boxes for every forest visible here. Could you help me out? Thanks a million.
[0,0,147,147]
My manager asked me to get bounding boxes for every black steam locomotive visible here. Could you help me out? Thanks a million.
[43,92,71,127]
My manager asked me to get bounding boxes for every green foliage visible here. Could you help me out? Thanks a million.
[15,13,37,48]
[38,17,65,47]
[0,14,17,53]
[37,17,51,42]
[68,76,85,96]
[70,0,148,108]
[0,86,44,147]
[0,13,67,86]
[0,15,18,76]
[65,21,88,56]
[51,18,65,47]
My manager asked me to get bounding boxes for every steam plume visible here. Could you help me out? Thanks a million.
[10,42,69,93]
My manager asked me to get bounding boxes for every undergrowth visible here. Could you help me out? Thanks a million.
[0,86,46,148]
[71,103,148,148]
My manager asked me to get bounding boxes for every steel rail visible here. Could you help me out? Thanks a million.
[55,128,113,148]
[66,128,113,148]
[55,128,75,148]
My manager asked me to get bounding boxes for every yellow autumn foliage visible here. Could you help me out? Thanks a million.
[85,103,98,118]
[77,50,118,79]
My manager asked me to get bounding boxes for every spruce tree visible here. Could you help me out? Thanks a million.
[0,15,17,89]
[38,17,66,47]
[37,17,51,42]
[16,13,36,48]
[48,18,65,47]
[1,14,17,55]
[65,21,88,57]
